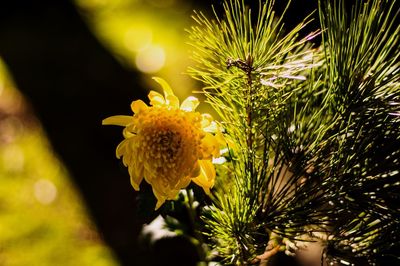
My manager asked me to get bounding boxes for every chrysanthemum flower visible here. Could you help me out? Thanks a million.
[102,78,221,209]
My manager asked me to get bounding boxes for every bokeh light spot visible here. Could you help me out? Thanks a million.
[34,179,58,205]
[135,45,165,73]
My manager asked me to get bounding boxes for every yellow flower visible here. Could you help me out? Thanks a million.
[102,78,220,209]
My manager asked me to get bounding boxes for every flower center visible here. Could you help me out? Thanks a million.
[156,128,182,161]
[136,108,203,187]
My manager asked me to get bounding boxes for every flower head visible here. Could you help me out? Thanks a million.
[103,78,220,209]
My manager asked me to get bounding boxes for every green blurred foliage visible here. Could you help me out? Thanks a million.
[0,60,119,265]
[75,0,199,100]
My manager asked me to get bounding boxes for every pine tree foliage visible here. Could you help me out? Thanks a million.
[319,0,400,264]
[189,0,323,263]
[187,0,399,265]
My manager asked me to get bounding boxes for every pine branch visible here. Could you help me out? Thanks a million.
[318,0,400,264]
[188,0,399,264]
[188,0,322,264]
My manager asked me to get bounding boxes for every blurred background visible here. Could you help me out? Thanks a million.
[0,0,317,265]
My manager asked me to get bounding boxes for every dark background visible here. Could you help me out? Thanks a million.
[0,1,319,265]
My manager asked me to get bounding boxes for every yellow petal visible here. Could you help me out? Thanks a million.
[152,77,179,108]
[148,90,165,107]
[116,139,128,159]
[143,167,155,184]
[152,77,173,97]
[216,129,227,145]
[131,99,148,113]
[190,161,201,177]
[134,163,144,182]
[122,152,132,167]
[152,187,167,210]
[128,166,143,191]
[203,121,218,133]
[200,160,215,183]
[180,96,199,111]
[122,127,135,138]
[166,94,180,109]
[126,122,136,133]
[175,177,191,190]
[166,189,180,200]
[102,115,132,126]
[191,160,215,195]
[201,133,220,159]
[201,113,213,128]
